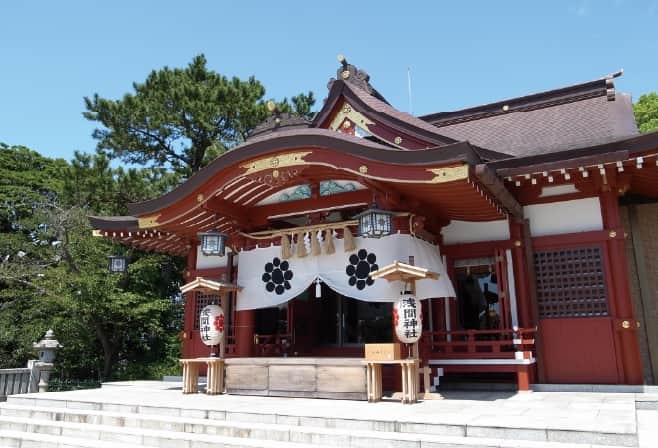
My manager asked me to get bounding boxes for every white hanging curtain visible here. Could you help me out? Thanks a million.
[236,234,455,310]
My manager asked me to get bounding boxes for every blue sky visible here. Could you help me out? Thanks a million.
[2,1,657,161]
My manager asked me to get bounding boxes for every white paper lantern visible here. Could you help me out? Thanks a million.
[199,305,224,346]
[394,295,422,344]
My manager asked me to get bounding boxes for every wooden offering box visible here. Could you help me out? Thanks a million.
[365,343,401,361]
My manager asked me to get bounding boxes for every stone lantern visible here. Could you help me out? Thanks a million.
[31,329,62,392]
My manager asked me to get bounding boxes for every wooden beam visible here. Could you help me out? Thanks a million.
[248,189,372,227]
[204,197,251,226]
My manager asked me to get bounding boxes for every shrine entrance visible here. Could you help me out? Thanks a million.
[290,283,393,356]
[251,283,394,357]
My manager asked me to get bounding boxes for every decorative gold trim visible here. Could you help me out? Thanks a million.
[241,151,312,175]
[426,165,469,183]
[359,165,368,174]
[196,193,204,203]
[394,136,402,145]
[138,214,161,229]
[328,101,375,131]
[92,229,103,237]
[609,230,617,238]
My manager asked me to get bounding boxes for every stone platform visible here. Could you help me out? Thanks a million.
[225,357,367,400]
[0,380,656,447]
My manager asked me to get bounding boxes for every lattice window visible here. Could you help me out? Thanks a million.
[192,291,220,330]
[534,246,609,319]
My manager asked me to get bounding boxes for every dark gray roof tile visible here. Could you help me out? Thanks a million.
[431,94,638,157]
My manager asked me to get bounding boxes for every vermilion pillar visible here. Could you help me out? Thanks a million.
[600,190,644,384]
[234,309,255,357]
[509,219,533,328]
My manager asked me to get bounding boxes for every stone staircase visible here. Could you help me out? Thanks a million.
[0,392,640,448]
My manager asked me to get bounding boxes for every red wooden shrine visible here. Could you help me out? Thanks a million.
[91,58,658,388]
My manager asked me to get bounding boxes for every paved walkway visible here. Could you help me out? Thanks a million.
[24,381,657,447]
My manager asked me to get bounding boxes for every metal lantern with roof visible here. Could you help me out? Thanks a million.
[108,255,128,273]
[355,204,393,238]
[198,230,228,256]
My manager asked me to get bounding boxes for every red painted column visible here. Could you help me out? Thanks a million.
[181,246,198,358]
[600,190,643,384]
[509,219,533,328]
[234,309,255,357]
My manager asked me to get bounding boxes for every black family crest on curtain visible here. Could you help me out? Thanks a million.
[262,257,293,295]
[346,248,378,290]
[238,234,456,310]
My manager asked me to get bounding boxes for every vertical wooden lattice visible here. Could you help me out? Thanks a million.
[193,291,220,329]
[534,246,608,318]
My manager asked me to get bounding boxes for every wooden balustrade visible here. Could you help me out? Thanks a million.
[420,328,536,359]
[253,333,293,356]
[421,328,538,391]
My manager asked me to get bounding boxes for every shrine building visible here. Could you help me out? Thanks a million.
[90,57,658,392]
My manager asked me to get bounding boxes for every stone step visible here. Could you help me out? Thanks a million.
[0,402,637,448]
[5,395,639,447]
[0,429,145,448]
[0,415,339,448]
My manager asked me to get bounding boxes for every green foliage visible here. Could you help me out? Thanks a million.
[84,54,265,177]
[84,54,315,178]
[0,144,184,380]
[0,145,69,368]
[276,91,316,119]
[62,151,178,214]
[4,57,316,380]
[633,92,658,133]
[47,378,101,392]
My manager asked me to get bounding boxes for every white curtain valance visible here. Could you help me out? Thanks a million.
[236,234,455,311]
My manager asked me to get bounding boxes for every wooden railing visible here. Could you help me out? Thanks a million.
[420,328,536,359]
[253,333,293,356]
[0,368,35,401]
[248,328,536,361]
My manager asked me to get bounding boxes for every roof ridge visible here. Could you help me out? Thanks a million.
[326,55,390,104]
[421,72,622,127]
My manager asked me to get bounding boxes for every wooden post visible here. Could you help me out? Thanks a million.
[234,309,255,357]
[220,293,228,358]
[600,190,643,384]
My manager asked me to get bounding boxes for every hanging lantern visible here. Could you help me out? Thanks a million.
[393,294,422,344]
[108,255,127,273]
[198,230,228,256]
[354,205,393,238]
[199,304,224,346]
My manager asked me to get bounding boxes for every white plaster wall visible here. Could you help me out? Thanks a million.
[524,197,602,237]
[195,245,229,270]
[441,220,510,245]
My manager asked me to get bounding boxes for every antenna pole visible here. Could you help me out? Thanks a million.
[407,67,413,115]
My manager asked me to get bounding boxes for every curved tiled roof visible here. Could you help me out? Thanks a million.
[313,64,457,148]
[248,112,311,139]
[420,73,638,158]
[126,127,473,217]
